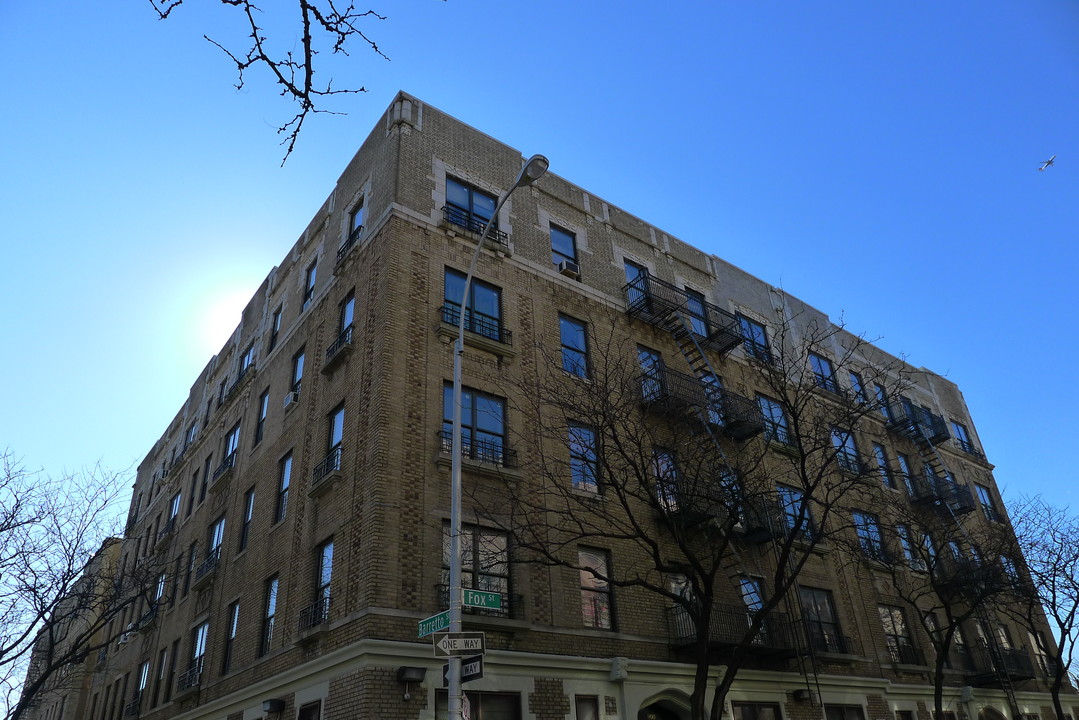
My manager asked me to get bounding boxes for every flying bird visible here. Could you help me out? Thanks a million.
[1038,155,1056,171]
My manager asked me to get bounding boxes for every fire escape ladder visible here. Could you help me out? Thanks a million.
[913,427,1022,718]
[658,310,821,693]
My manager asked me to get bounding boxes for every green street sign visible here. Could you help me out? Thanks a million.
[462,589,502,610]
[418,610,450,638]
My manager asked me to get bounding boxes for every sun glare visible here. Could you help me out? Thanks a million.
[196,288,255,359]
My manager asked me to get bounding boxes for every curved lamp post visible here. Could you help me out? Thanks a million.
[448,154,548,720]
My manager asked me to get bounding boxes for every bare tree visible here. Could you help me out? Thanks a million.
[1008,496,1079,720]
[0,451,153,720]
[466,304,914,720]
[840,481,1016,720]
[148,0,389,161]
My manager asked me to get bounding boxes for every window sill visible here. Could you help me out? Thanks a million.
[436,323,516,361]
[440,219,513,257]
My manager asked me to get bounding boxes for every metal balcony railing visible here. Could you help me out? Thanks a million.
[887,641,924,665]
[156,516,176,545]
[212,452,236,482]
[325,325,353,361]
[438,429,517,468]
[805,630,851,655]
[910,476,975,514]
[312,446,343,485]
[965,645,1036,685]
[440,302,512,345]
[835,450,866,475]
[194,547,221,585]
[336,225,363,263]
[437,584,519,619]
[954,437,983,458]
[668,604,796,654]
[639,367,764,440]
[123,694,142,717]
[176,658,203,693]
[888,403,950,444]
[442,205,508,246]
[622,275,742,355]
[298,595,331,633]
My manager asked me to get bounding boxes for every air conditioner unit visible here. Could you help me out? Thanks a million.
[117,633,131,645]
[283,391,300,409]
[557,260,580,279]
[125,623,136,632]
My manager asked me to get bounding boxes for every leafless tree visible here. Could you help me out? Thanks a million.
[466,306,914,720]
[840,483,1016,720]
[148,0,389,161]
[0,451,155,720]
[1008,496,1079,720]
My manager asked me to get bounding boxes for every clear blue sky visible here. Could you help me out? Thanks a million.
[1,2,1076,509]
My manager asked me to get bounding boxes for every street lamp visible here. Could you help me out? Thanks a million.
[448,154,548,720]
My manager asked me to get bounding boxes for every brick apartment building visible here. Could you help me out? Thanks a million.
[24,92,1072,720]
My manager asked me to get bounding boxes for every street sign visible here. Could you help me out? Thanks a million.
[418,610,450,639]
[432,631,486,657]
[462,589,502,610]
[442,654,484,685]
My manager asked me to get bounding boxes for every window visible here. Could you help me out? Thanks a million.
[183,542,196,597]
[897,524,925,571]
[446,177,497,232]
[137,659,150,705]
[896,454,915,495]
[568,423,598,492]
[799,586,844,653]
[326,404,345,463]
[238,487,254,551]
[778,484,811,539]
[1029,631,1051,675]
[198,455,211,504]
[260,576,279,655]
[874,383,892,420]
[151,648,167,707]
[222,421,241,466]
[848,371,867,403]
[558,315,589,377]
[637,346,664,402]
[303,260,317,309]
[291,349,305,395]
[732,702,782,720]
[268,306,282,352]
[831,428,860,473]
[442,525,509,613]
[208,516,226,557]
[1000,555,1020,583]
[239,344,255,374]
[153,572,167,604]
[809,353,838,393]
[975,483,1002,522]
[739,577,764,613]
[349,198,365,238]
[853,512,886,561]
[275,453,291,523]
[190,621,209,674]
[164,639,179,703]
[435,692,520,720]
[952,421,978,454]
[298,702,323,720]
[444,268,506,343]
[873,444,895,488]
[316,539,334,608]
[623,259,650,309]
[757,394,791,445]
[221,601,239,674]
[652,448,680,511]
[338,291,355,336]
[579,549,612,629]
[168,492,181,522]
[685,288,709,336]
[738,315,771,362]
[441,385,507,465]
[254,390,269,445]
[551,225,577,265]
[575,696,600,720]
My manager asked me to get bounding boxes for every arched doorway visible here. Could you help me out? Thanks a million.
[638,699,690,720]
[979,707,1008,720]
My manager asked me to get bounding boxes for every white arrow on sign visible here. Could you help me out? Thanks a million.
[432,631,486,657]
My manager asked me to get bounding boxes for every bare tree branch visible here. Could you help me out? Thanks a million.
[148,0,389,162]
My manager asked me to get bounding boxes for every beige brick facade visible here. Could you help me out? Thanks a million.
[26,92,1074,720]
